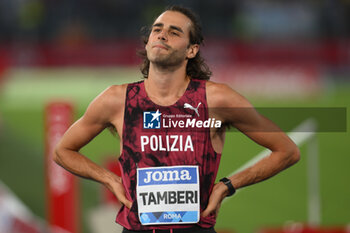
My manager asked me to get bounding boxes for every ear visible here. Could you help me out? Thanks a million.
[186,44,199,59]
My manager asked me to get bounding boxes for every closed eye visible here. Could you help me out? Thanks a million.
[170,31,179,36]
[152,23,184,35]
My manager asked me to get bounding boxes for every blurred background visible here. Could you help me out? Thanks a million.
[0,0,349,233]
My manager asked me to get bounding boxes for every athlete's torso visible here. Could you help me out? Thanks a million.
[116,79,222,230]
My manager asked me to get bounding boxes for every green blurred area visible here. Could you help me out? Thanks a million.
[0,68,349,233]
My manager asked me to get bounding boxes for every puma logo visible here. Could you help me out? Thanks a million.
[184,102,201,117]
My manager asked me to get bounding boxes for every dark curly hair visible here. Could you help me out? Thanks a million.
[138,5,212,80]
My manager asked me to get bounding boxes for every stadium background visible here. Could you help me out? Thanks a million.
[0,0,349,233]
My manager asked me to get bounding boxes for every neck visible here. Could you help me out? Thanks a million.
[144,63,190,105]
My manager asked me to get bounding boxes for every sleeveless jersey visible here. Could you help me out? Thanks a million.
[116,79,222,230]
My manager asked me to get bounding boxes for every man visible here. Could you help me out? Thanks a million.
[54,5,300,233]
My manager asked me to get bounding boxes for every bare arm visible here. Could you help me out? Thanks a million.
[202,82,300,217]
[54,85,132,208]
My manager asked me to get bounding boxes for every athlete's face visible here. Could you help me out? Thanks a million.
[145,11,199,67]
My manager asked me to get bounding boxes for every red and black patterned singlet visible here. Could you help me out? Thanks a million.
[116,79,222,230]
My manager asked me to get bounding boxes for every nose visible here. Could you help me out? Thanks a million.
[157,30,168,41]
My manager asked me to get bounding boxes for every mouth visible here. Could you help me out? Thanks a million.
[152,44,169,50]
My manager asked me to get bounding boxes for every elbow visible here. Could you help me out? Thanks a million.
[53,144,63,165]
[288,146,300,166]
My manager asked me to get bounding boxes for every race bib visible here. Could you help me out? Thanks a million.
[136,165,200,225]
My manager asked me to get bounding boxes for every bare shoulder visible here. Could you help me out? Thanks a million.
[206,81,263,127]
[90,84,127,110]
[206,81,252,108]
[101,84,128,107]
[83,84,128,124]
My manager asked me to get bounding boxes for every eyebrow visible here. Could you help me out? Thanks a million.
[152,23,184,34]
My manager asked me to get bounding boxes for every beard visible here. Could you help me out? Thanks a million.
[148,47,187,69]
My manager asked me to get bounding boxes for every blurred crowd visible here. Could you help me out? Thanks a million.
[0,0,349,44]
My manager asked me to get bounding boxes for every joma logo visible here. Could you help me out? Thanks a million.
[143,169,192,184]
